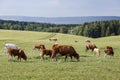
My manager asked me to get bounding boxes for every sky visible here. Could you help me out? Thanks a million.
[0,0,120,17]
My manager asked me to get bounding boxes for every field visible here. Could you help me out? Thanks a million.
[0,29,120,80]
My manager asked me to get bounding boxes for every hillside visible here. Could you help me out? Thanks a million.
[0,16,120,24]
[0,30,120,80]
[0,19,120,38]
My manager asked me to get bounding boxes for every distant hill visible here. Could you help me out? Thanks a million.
[0,16,120,24]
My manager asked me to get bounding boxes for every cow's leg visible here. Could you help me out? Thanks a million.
[17,56,21,61]
[104,54,107,58]
[51,53,56,61]
[41,54,44,61]
[8,55,12,61]
[19,57,21,61]
[85,48,88,52]
[65,56,67,61]
[92,49,94,52]
[48,55,51,61]
[11,56,13,61]
[98,51,100,56]
[8,55,13,61]
[70,56,73,61]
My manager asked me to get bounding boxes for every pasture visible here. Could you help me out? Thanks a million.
[0,29,120,80]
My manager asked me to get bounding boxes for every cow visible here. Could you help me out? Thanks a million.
[86,44,97,52]
[39,45,52,60]
[52,44,80,61]
[33,44,45,50]
[105,46,113,51]
[93,48,100,56]
[8,48,27,61]
[49,38,58,42]
[85,40,91,43]
[4,43,20,54]
[75,40,78,43]
[104,46,114,57]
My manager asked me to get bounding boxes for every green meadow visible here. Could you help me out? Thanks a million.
[0,29,120,80]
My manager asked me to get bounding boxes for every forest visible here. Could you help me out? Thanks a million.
[0,19,120,38]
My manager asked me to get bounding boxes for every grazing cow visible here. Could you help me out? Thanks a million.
[39,45,52,60]
[93,48,100,56]
[49,38,58,42]
[86,44,97,52]
[8,48,27,61]
[75,40,78,43]
[34,44,45,50]
[4,43,20,54]
[52,44,80,61]
[85,40,91,43]
[104,46,114,57]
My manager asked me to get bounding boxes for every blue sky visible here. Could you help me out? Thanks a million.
[0,0,120,17]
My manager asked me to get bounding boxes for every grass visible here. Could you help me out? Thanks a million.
[0,29,120,80]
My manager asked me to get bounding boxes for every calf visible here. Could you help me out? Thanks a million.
[39,45,52,60]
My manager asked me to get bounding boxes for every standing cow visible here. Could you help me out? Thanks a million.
[37,45,52,60]
[33,44,45,50]
[86,44,97,52]
[104,46,114,57]
[93,48,100,56]
[4,43,20,54]
[52,44,80,61]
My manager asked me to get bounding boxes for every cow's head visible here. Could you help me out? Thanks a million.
[74,53,80,61]
[19,50,27,61]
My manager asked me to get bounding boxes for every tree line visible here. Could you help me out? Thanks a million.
[73,20,120,38]
[0,20,78,33]
[0,19,120,38]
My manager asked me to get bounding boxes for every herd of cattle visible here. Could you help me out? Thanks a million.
[4,41,114,62]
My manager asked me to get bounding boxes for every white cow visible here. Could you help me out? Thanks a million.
[4,43,20,54]
[93,48,100,56]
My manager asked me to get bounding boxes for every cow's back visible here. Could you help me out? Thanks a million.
[8,48,19,56]
[53,45,77,55]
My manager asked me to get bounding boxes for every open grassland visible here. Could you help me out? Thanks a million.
[0,29,120,80]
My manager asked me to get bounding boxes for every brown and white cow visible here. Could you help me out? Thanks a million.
[8,48,27,61]
[104,46,114,57]
[52,44,80,61]
[86,44,97,52]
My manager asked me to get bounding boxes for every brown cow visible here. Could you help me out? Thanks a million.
[75,40,78,43]
[39,45,52,60]
[34,44,45,50]
[105,46,113,51]
[8,48,27,61]
[104,46,114,57]
[86,44,97,52]
[52,44,80,61]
